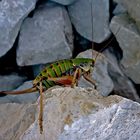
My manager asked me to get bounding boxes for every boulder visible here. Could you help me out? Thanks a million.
[68,0,111,43]
[17,2,73,66]
[103,48,139,101]
[110,13,140,84]
[0,0,37,57]
[116,0,140,29]
[20,87,140,140]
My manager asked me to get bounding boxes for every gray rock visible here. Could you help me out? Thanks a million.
[68,0,111,43]
[0,73,27,91]
[77,49,114,96]
[50,0,76,5]
[20,87,122,140]
[0,81,39,104]
[103,48,139,101]
[110,14,140,83]
[118,0,140,29]
[17,2,73,66]
[113,3,127,15]
[0,103,37,140]
[0,0,37,57]
[59,98,140,140]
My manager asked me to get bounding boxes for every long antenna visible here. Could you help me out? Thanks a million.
[91,0,94,59]
[90,0,120,63]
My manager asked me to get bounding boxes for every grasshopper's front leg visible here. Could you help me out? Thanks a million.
[83,73,97,89]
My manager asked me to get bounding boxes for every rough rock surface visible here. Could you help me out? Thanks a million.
[68,0,110,43]
[0,81,39,104]
[103,48,139,101]
[20,87,122,140]
[113,3,127,15]
[110,14,140,84]
[0,0,37,57]
[19,87,140,140]
[50,0,76,5]
[0,73,27,91]
[77,49,114,96]
[0,103,37,140]
[59,98,140,140]
[17,2,73,66]
[118,0,140,29]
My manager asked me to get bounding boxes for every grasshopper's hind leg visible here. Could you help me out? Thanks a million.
[39,82,43,134]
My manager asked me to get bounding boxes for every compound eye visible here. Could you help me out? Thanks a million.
[79,63,84,67]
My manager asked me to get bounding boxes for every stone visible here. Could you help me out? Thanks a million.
[17,2,73,66]
[0,103,37,140]
[77,49,114,96]
[49,0,76,5]
[59,97,140,140]
[0,73,27,91]
[113,3,127,15]
[20,87,122,140]
[68,0,111,43]
[20,87,140,140]
[110,13,140,84]
[0,81,39,104]
[0,0,37,57]
[118,0,140,29]
[103,48,139,101]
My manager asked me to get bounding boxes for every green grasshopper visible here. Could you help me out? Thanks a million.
[0,57,96,133]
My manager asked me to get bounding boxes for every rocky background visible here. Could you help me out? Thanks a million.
[0,0,140,139]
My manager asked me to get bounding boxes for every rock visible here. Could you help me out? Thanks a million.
[103,48,139,101]
[68,0,111,43]
[0,81,39,104]
[110,13,140,84]
[59,97,140,140]
[117,0,140,29]
[49,0,76,5]
[0,103,37,140]
[113,3,127,15]
[0,0,37,57]
[20,87,122,140]
[0,73,27,91]
[20,87,140,140]
[77,49,114,96]
[17,2,73,66]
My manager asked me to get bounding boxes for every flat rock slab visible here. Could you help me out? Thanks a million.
[68,0,110,43]
[17,2,73,66]
[20,87,126,140]
[110,13,140,83]
[0,0,37,57]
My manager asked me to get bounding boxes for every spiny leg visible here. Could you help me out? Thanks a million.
[71,68,80,88]
[39,82,43,134]
[83,73,96,89]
